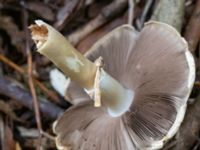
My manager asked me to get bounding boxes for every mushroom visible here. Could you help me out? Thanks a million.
[30,20,195,150]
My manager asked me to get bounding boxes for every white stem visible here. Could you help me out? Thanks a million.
[99,70,134,117]
[30,20,134,117]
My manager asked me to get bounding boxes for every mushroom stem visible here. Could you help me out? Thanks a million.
[30,20,133,117]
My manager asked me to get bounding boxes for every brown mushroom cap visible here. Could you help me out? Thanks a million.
[54,21,195,149]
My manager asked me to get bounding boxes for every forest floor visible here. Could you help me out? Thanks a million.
[0,0,200,149]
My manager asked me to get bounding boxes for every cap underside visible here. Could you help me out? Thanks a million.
[54,22,195,150]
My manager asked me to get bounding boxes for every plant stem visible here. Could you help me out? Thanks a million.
[32,20,97,90]
[30,20,133,117]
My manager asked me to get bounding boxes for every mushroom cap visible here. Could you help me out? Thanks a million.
[54,21,195,150]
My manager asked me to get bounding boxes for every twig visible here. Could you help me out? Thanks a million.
[184,0,200,54]
[77,13,127,53]
[41,130,55,141]
[136,0,154,30]
[0,54,24,74]
[54,0,82,30]
[0,54,60,104]
[67,0,128,45]
[22,4,42,149]
[128,0,134,25]
[0,76,64,120]
[27,53,42,148]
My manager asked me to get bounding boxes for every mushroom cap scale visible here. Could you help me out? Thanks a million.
[54,21,195,150]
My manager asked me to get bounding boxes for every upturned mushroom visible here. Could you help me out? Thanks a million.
[30,20,195,150]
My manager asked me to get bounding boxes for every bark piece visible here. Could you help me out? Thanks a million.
[151,0,185,32]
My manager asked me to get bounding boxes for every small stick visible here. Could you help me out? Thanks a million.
[41,130,55,141]
[22,5,42,149]
[68,0,128,45]
[184,0,200,54]
[128,0,134,25]
[136,0,154,29]
[0,54,24,74]
[94,57,103,107]
[54,0,82,30]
